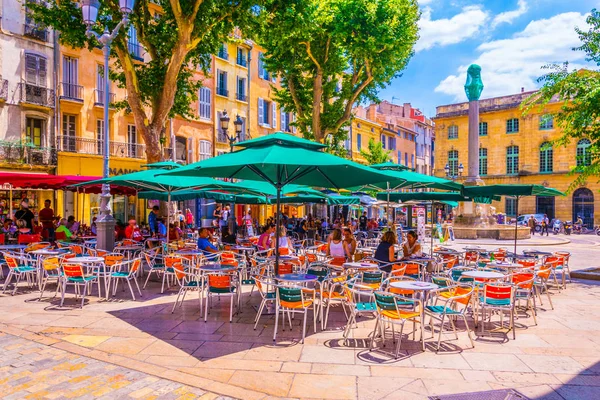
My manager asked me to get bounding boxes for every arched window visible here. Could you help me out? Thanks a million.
[448,125,458,139]
[577,139,591,167]
[448,150,459,176]
[573,187,594,228]
[506,145,519,175]
[479,148,487,175]
[539,142,553,173]
[478,122,488,136]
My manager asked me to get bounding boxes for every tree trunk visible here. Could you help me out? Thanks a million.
[141,125,163,163]
[312,70,323,142]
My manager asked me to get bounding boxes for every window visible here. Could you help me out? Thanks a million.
[127,125,137,157]
[198,87,211,119]
[26,117,44,147]
[175,136,187,163]
[388,137,396,151]
[236,76,246,101]
[577,139,591,167]
[506,145,519,175]
[24,0,47,41]
[539,115,554,130]
[96,119,105,155]
[258,98,271,126]
[448,150,459,176]
[25,53,47,87]
[62,56,79,98]
[61,114,76,151]
[381,134,386,149]
[479,147,488,176]
[411,154,414,168]
[199,140,212,160]
[539,142,553,173]
[272,102,277,129]
[448,125,458,139]
[217,43,228,60]
[237,116,247,141]
[95,64,112,105]
[258,52,269,80]
[506,118,519,133]
[397,151,402,165]
[128,26,143,61]
[405,153,408,166]
[505,198,516,217]
[479,122,488,136]
[371,128,374,133]
[280,109,291,132]
[357,133,362,150]
[216,70,228,97]
[236,47,247,67]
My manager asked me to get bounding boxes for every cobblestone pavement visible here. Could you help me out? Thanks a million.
[0,333,226,400]
[1,235,600,399]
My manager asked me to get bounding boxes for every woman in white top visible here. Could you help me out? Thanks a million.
[276,226,293,249]
[327,228,348,259]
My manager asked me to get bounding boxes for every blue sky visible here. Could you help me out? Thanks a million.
[380,0,597,117]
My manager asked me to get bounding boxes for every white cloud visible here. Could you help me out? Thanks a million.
[415,6,489,52]
[435,12,590,101]
[491,0,528,29]
[417,0,434,4]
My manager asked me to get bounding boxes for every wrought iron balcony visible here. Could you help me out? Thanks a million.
[110,141,146,159]
[18,83,55,108]
[60,82,83,102]
[94,89,116,107]
[24,23,47,42]
[56,135,146,159]
[0,79,8,101]
[236,92,247,102]
[0,141,56,166]
[216,86,228,97]
[128,41,144,61]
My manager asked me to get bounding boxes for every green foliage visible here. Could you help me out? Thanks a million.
[255,0,419,144]
[359,138,391,165]
[522,9,600,193]
[28,0,258,159]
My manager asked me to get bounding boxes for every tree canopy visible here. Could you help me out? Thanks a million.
[523,9,600,192]
[29,0,258,162]
[360,138,391,165]
[255,0,419,150]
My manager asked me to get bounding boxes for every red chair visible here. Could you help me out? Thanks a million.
[479,283,516,339]
[18,234,41,244]
[55,231,67,241]
[0,235,5,245]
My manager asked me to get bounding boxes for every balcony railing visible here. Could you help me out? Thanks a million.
[216,87,228,97]
[94,89,116,107]
[236,92,247,102]
[24,23,47,42]
[60,82,83,101]
[56,136,146,159]
[217,133,229,144]
[0,141,56,166]
[217,48,229,60]
[18,83,55,108]
[236,55,247,67]
[0,79,8,101]
[128,41,144,61]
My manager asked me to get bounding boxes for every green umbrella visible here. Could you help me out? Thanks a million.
[370,162,411,171]
[160,132,394,272]
[141,161,182,170]
[139,190,235,202]
[375,192,499,203]
[462,184,565,253]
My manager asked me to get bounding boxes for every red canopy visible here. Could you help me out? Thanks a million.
[0,172,136,195]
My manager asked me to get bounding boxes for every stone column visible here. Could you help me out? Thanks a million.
[464,64,484,186]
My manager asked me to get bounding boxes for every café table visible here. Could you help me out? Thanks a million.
[389,280,439,337]
[461,270,506,281]
[64,256,107,298]
[486,261,522,270]
[342,262,379,271]
[523,250,553,258]
[0,244,27,253]
[275,273,318,283]
[200,264,238,273]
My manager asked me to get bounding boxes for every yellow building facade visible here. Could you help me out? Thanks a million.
[434,91,600,227]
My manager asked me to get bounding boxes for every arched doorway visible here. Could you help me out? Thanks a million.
[572,188,594,228]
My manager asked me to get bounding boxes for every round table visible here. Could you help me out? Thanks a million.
[275,273,318,283]
[65,256,105,263]
[29,249,63,256]
[390,280,438,291]
[486,262,521,269]
[200,264,237,273]
[0,244,27,251]
[435,250,464,255]
[461,271,505,280]
[176,250,202,256]
[523,250,553,257]
[342,262,379,270]
[267,255,298,261]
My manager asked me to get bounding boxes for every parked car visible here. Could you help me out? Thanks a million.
[516,214,545,232]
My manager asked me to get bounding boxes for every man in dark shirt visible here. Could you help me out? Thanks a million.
[359,211,368,231]
[38,199,55,241]
[15,199,35,230]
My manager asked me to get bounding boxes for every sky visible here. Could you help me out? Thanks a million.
[380,0,597,118]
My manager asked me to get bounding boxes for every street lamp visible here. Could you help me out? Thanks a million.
[444,163,464,180]
[220,110,244,152]
[81,0,135,251]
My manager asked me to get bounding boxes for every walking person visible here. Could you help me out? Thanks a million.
[38,199,55,241]
[528,215,536,236]
[541,214,550,236]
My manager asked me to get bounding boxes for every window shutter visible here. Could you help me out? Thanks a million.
[258,52,264,79]
[187,137,194,163]
[280,108,285,131]
[25,54,38,85]
[258,98,264,125]
[272,102,277,128]
[292,114,296,133]
[38,56,47,87]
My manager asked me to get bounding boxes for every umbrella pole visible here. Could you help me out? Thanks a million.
[166,191,171,249]
[430,201,434,257]
[275,184,281,275]
[514,197,519,255]
[387,182,391,228]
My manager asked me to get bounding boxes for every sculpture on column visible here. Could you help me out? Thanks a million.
[464,64,484,185]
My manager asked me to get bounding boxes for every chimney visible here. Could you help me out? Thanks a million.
[521,87,524,93]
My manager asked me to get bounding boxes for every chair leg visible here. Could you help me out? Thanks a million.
[313,305,317,333]
[127,280,136,301]
[462,314,475,349]
[273,304,279,342]
[229,294,234,323]
[39,277,47,301]
[436,313,446,352]
[133,277,142,297]
[172,288,183,313]
[302,310,308,344]
[254,299,266,329]
[143,269,154,289]
[395,322,405,359]
[2,271,13,293]
[80,284,87,308]
[204,292,210,322]
[60,280,67,307]
[370,318,379,351]
[12,274,22,296]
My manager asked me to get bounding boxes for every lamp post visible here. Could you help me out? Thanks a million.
[444,163,464,181]
[81,0,135,251]
[220,110,244,152]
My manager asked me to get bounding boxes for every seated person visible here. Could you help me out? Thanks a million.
[327,228,347,260]
[258,224,275,251]
[374,230,398,273]
[197,227,218,259]
[221,226,237,245]
[157,218,167,238]
[342,228,357,260]
[16,219,31,234]
[402,230,422,259]
[168,223,180,241]
[56,218,75,240]
[276,226,292,249]
[125,219,144,242]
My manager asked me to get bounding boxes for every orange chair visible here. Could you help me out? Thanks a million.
[534,263,554,309]
[511,271,537,325]
[543,256,565,290]
[278,263,294,275]
[278,247,290,256]
[162,255,183,293]
[479,283,516,339]
[204,274,239,322]
[221,251,239,267]
[464,251,479,266]
[390,263,407,277]
[2,253,36,295]
[60,263,97,308]
[109,258,143,300]
[442,254,459,269]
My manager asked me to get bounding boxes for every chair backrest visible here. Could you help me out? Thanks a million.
[3,254,20,269]
[465,251,479,262]
[442,255,459,269]
[483,283,513,305]
[18,234,41,244]
[278,247,290,256]
[306,266,329,282]
[25,243,50,252]
[373,291,398,312]
[130,258,142,274]
[361,271,384,284]
[105,254,124,266]
[278,286,302,304]
[55,231,67,241]
[491,251,505,261]
[69,244,84,256]
[450,267,473,282]
[432,275,451,287]
[63,264,85,278]
[512,272,534,289]
[517,259,536,268]
[402,262,421,276]
[279,263,294,275]
[537,264,552,280]
[122,239,137,246]
[164,255,182,268]
[208,274,231,289]
[43,257,60,271]
[329,257,345,267]
[449,285,474,306]
[390,263,406,277]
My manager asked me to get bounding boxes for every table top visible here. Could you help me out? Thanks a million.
[462,270,505,279]
[523,250,553,256]
[275,273,318,282]
[200,264,237,272]
[401,256,434,262]
[231,245,255,251]
[115,246,143,251]
[29,249,62,255]
[435,250,464,255]
[343,262,379,269]
[65,256,105,263]
[79,236,97,240]
[267,255,298,260]
[390,281,438,291]
[487,262,521,268]
[0,245,27,250]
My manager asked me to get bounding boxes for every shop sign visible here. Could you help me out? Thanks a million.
[109,168,140,176]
